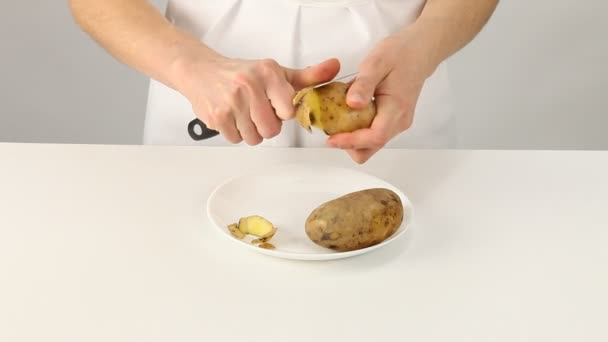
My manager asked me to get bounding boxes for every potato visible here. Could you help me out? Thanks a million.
[305,188,403,252]
[293,81,376,135]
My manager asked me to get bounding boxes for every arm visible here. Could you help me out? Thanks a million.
[330,0,499,163]
[68,0,339,144]
[397,0,499,79]
[68,0,214,90]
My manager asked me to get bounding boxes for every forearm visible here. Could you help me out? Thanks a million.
[396,0,499,78]
[68,0,220,90]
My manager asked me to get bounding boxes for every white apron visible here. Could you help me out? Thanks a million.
[143,0,455,148]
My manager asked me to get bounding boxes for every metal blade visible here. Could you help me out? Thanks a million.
[312,72,359,89]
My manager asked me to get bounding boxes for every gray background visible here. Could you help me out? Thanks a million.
[1,0,606,149]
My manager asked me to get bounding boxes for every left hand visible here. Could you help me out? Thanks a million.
[327,33,438,164]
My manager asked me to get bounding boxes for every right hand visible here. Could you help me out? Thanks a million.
[175,53,341,145]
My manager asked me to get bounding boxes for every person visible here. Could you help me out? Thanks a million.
[68,0,498,163]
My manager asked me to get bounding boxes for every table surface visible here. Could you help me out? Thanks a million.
[1,143,607,342]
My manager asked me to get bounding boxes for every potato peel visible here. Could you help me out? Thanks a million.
[227,223,245,239]
[293,86,314,133]
[237,215,274,237]
[258,242,276,250]
[251,227,277,244]
[228,216,279,248]
[237,217,249,234]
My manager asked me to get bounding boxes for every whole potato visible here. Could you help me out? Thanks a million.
[305,188,404,252]
[293,81,376,135]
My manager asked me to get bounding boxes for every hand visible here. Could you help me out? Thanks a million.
[327,34,438,163]
[175,50,340,145]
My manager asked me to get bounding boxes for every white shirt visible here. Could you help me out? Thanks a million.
[143,0,455,148]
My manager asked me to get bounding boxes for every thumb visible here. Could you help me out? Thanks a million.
[286,58,341,90]
[346,56,390,109]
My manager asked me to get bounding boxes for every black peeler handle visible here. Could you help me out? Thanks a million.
[187,118,220,141]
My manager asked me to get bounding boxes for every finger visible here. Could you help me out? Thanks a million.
[346,148,380,164]
[234,111,263,145]
[346,56,390,109]
[233,102,263,146]
[253,59,295,120]
[266,74,296,121]
[286,58,341,90]
[211,107,242,144]
[231,73,264,145]
[248,82,282,139]
[328,128,387,151]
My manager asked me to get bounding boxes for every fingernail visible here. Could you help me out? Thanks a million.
[349,93,364,104]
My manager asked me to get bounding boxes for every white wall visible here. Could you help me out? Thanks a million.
[1,0,607,149]
[0,0,167,145]
[449,0,608,150]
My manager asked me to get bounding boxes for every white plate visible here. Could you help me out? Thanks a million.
[206,164,413,261]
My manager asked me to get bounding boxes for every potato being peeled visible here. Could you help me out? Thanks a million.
[293,81,376,135]
[305,188,403,252]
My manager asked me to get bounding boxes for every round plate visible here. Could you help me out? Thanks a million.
[206,164,413,261]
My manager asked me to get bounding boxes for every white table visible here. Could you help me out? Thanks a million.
[1,143,607,341]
